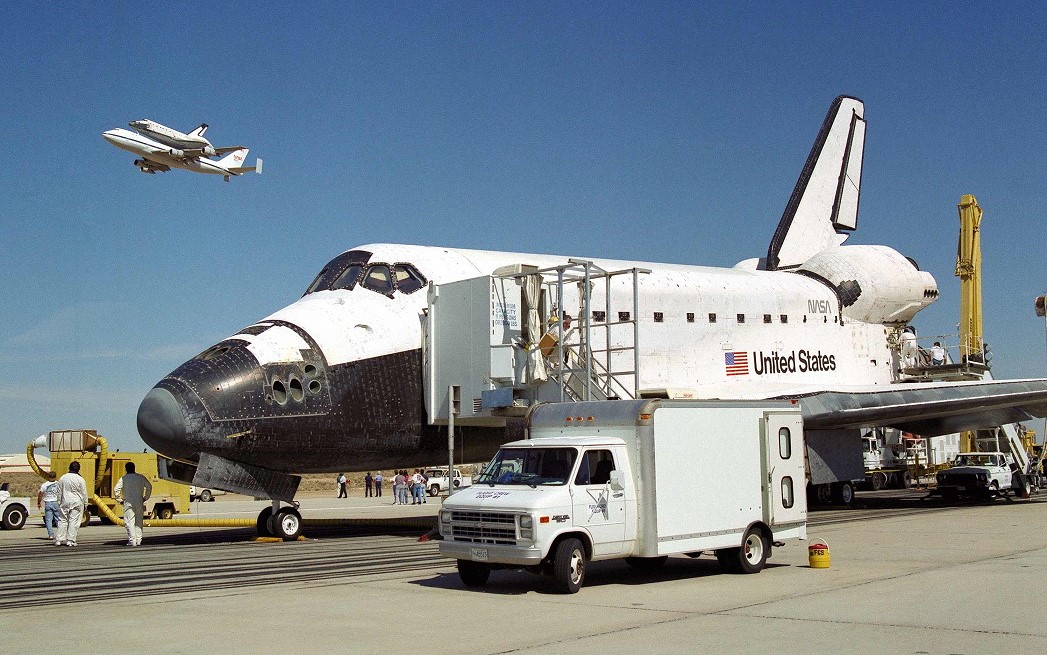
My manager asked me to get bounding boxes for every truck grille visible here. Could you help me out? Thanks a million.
[447,510,517,545]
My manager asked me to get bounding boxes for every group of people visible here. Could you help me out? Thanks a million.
[392,469,428,505]
[34,461,152,547]
[335,472,385,497]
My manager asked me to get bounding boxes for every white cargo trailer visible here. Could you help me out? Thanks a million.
[439,399,807,593]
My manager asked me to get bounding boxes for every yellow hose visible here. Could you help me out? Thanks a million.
[94,437,109,494]
[26,436,54,481]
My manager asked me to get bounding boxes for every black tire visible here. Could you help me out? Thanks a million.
[156,506,174,520]
[808,483,832,506]
[200,489,213,502]
[2,504,27,530]
[457,559,490,587]
[718,527,770,574]
[256,507,274,536]
[684,551,703,559]
[553,537,586,593]
[624,556,668,570]
[870,472,886,491]
[833,481,854,505]
[429,484,440,497]
[271,507,302,540]
[899,471,912,489]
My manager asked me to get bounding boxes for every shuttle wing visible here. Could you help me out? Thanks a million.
[213,146,248,155]
[793,379,1047,436]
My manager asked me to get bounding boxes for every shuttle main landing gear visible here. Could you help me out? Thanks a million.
[256,500,302,540]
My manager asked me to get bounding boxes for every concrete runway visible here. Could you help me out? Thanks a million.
[2,492,1046,654]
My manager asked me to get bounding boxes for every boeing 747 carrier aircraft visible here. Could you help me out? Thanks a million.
[136,96,1047,537]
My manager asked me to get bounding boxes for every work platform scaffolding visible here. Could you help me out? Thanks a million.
[424,259,649,425]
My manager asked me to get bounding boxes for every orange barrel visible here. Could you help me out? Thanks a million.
[808,540,830,568]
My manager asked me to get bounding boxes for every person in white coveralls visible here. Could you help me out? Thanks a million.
[114,462,152,546]
[55,461,89,547]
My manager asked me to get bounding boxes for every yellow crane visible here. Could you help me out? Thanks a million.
[956,194,983,452]
[956,194,984,363]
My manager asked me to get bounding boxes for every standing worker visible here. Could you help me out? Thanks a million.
[374,472,383,498]
[55,461,88,547]
[37,476,60,540]
[337,472,348,498]
[364,472,373,498]
[114,462,152,546]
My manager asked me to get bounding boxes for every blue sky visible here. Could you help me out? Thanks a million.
[2,3,1046,455]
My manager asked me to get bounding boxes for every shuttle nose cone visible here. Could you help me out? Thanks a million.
[137,387,187,457]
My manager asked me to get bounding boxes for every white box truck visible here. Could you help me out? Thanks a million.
[439,399,808,593]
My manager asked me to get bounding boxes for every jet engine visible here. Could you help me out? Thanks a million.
[202,146,216,157]
[169,148,184,158]
[795,245,938,325]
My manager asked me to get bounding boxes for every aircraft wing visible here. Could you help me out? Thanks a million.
[792,379,1047,436]
[213,146,247,155]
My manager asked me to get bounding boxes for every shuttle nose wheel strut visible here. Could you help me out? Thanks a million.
[256,500,302,540]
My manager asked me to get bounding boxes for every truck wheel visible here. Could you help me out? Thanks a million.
[457,559,490,587]
[718,527,769,574]
[2,504,27,530]
[156,506,174,520]
[429,484,440,497]
[899,471,912,489]
[200,489,213,502]
[870,472,886,491]
[553,537,587,593]
[625,556,668,570]
[808,483,832,505]
[256,507,274,537]
[989,481,1000,497]
[833,482,854,505]
[271,507,302,540]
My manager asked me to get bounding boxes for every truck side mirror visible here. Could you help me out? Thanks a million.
[609,470,624,490]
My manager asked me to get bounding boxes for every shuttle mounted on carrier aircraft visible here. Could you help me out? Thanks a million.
[136,96,1047,537]
[103,119,261,182]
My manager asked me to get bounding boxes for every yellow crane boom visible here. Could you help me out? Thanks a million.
[956,194,983,363]
[956,194,983,453]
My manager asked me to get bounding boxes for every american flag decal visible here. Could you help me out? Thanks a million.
[725,351,749,376]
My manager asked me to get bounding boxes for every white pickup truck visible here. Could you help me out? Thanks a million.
[189,486,227,502]
[423,468,472,496]
[935,452,1012,499]
[1,496,30,530]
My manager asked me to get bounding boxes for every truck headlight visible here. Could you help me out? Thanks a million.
[519,515,533,528]
[440,510,451,524]
[978,473,987,483]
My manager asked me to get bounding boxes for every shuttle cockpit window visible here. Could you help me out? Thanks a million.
[332,264,363,291]
[304,250,373,295]
[362,265,394,296]
[392,264,426,294]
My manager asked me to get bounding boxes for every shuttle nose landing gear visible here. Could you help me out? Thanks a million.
[256,501,302,540]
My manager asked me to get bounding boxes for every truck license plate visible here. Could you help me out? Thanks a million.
[471,547,489,562]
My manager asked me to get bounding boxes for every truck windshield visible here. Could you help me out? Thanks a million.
[477,447,577,486]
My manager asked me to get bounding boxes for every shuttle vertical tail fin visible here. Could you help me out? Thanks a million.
[764,96,866,271]
[189,123,209,138]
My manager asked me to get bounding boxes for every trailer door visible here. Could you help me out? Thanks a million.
[762,412,807,525]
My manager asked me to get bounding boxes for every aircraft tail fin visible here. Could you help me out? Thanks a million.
[764,96,866,271]
[217,148,250,168]
[189,123,209,138]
